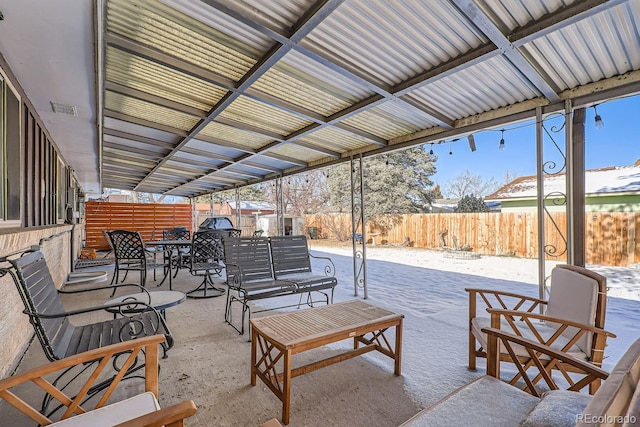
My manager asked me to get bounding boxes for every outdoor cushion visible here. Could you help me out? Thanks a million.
[519,390,591,427]
[545,267,598,353]
[400,376,539,427]
[50,391,160,427]
[580,338,640,423]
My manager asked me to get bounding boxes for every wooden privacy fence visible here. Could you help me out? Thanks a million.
[305,212,640,267]
[85,202,193,250]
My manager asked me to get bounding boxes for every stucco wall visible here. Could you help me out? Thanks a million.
[0,225,82,377]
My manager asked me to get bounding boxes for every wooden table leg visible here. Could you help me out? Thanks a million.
[282,349,292,425]
[394,318,403,375]
[251,326,257,386]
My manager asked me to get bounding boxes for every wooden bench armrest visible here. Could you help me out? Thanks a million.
[466,288,547,304]
[115,400,197,427]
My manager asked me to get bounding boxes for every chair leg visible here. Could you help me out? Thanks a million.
[469,332,477,371]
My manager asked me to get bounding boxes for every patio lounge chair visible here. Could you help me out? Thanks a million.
[0,335,197,426]
[0,249,175,362]
[467,264,615,394]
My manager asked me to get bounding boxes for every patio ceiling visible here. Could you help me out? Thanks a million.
[3,0,640,198]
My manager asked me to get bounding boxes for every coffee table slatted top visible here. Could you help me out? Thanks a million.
[251,300,403,349]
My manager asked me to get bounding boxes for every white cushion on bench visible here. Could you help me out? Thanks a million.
[520,390,591,427]
[50,391,160,427]
[400,376,539,427]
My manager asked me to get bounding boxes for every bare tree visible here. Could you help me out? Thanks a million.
[443,170,499,198]
[259,170,329,215]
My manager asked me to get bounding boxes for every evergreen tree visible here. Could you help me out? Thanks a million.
[454,195,490,213]
[326,146,437,214]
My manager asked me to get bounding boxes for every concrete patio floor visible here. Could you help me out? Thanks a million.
[2,244,638,426]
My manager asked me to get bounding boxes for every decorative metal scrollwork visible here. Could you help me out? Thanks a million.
[541,110,568,259]
[355,250,365,288]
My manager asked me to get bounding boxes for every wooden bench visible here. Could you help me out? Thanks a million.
[223,236,338,335]
[400,330,640,427]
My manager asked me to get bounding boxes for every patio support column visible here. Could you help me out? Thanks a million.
[351,155,368,298]
[235,187,241,234]
[565,100,575,266]
[536,107,546,305]
[275,176,284,236]
[569,107,586,267]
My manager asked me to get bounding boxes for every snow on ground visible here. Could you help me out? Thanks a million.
[294,244,640,407]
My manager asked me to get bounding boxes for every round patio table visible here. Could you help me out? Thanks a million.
[104,290,186,320]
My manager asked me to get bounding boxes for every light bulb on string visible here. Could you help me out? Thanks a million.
[448,141,452,156]
[593,105,604,129]
[498,129,505,151]
[429,143,434,155]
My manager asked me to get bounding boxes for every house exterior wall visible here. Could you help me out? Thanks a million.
[499,194,640,213]
[0,225,79,378]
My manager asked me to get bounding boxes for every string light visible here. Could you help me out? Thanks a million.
[593,105,604,129]
[429,143,434,155]
[498,129,505,151]
[448,141,452,156]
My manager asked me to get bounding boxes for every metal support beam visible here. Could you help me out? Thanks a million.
[350,155,368,298]
[565,100,574,265]
[536,107,546,305]
[235,188,241,233]
[571,107,586,266]
[275,177,284,236]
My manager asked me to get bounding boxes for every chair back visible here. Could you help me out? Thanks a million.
[546,264,606,354]
[163,226,190,241]
[108,230,146,262]
[223,237,274,283]
[269,235,312,277]
[190,230,224,269]
[4,251,72,361]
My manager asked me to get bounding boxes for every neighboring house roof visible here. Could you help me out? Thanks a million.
[486,162,640,201]
[228,201,275,211]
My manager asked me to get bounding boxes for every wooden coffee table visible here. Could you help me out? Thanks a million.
[250,300,404,425]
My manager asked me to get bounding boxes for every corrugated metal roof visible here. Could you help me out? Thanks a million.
[98,0,640,197]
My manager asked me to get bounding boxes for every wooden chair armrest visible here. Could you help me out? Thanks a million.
[482,327,609,395]
[487,309,617,339]
[0,335,166,425]
[115,400,197,427]
[466,288,547,319]
[466,288,547,304]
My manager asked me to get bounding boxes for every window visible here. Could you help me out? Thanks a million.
[0,71,22,225]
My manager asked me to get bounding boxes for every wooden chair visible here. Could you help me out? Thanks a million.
[107,230,172,294]
[0,335,197,426]
[467,264,615,394]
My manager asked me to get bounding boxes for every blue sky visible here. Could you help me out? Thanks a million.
[430,94,640,195]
